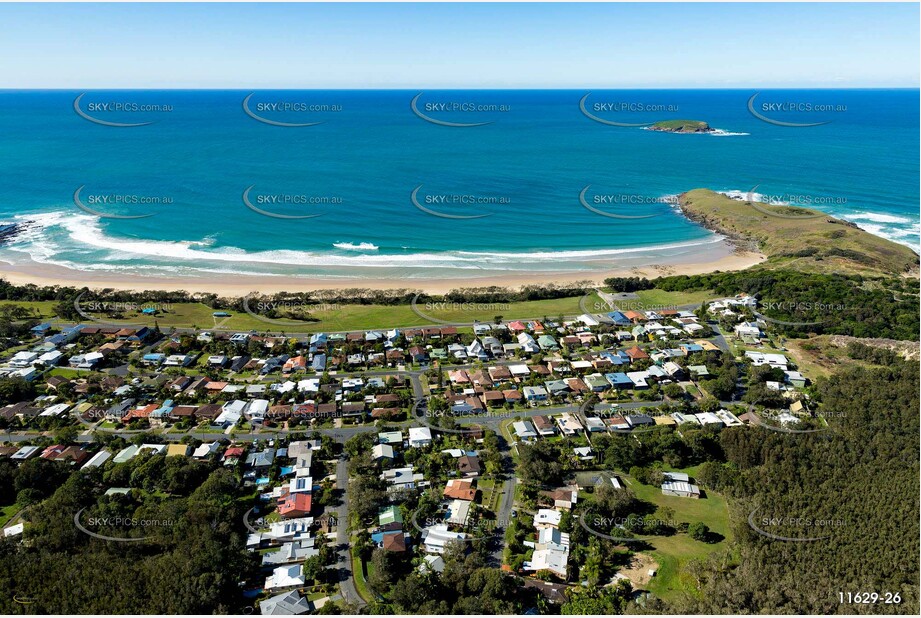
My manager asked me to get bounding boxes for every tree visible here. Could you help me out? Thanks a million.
[688,521,711,542]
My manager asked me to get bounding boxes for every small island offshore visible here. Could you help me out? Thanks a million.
[648,119,715,133]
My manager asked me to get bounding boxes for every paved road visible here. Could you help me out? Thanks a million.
[332,457,365,608]
[491,474,516,566]
[710,323,732,353]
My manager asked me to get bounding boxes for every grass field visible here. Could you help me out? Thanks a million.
[620,470,730,602]
[13,294,600,334]
[0,300,59,319]
[630,289,714,310]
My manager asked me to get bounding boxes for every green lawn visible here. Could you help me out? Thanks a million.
[619,471,731,602]
[0,300,59,319]
[0,503,22,527]
[48,368,83,378]
[630,289,714,310]
[350,543,374,603]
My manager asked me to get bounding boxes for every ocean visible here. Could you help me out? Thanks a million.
[0,89,918,281]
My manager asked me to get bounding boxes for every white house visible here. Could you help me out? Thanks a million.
[408,426,433,448]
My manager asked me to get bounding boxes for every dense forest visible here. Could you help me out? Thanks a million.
[0,461,256,614]
[671,356,919,614]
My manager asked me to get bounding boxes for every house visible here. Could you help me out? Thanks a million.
[263,517,314,543]
[543,487,578,510]
[583,373,610,392]
[444,478,476,501]
[382,531,407,552]
[81,450,112,469]
[261,540,319,567]
[522,386,548,402]
[381,466,424,491]
[555,413,582,436]
[259,590,311,615]
[695,412,724,427]
[378,431,403,445]
[544,379,569,397]
[532,415,555,436]
[584,416,606,432]
[734,322,762,338]
[626,371,649,389]
[421,524,467,554]
[534,508,562,528]
[420,554,446,574]
[408,426,433,448]
[605,372,633,389]
[513,420,538,440]
[277,488,312,518]
[457,455,481,477]
[663,361,684,379]
[246,448,276,471]
[687,364,710,378]
[192,442,220,458]
[264,564,305,590]
[626,413,655,428]
[112,445,140,463]
[524,547,569,578]
[661,479,701,498]
[214,400,247,427]
[625,346,650,362]
[372,443,395,460]
[445,499,472,526]
[517,332,540,354]
[785,370,807,388]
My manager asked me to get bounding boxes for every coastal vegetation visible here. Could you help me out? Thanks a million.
[678,189,919,276]
[655,269,920,341]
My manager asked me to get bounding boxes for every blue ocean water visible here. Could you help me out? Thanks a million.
[0,89,917,280]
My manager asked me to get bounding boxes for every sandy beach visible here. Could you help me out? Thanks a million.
[0,250,765,296]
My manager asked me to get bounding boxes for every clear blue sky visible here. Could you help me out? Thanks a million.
[1,2,917,88]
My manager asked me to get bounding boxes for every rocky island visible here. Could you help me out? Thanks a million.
[648,119,715,133]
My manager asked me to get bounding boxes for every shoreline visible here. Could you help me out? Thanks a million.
[0,250,765,295]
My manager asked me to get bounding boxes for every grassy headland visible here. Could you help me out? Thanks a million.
[679,189,919,277]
